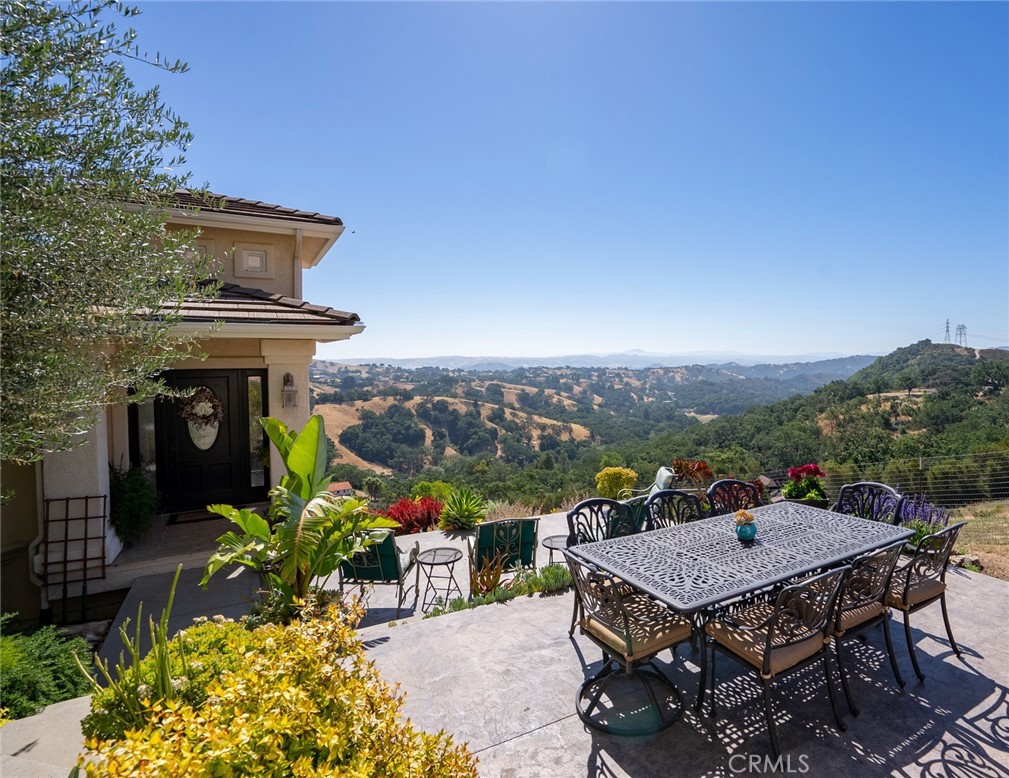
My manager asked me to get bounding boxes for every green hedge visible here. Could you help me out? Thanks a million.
[0,615,92,720]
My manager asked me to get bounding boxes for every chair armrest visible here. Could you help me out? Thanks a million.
[713,609,777,632]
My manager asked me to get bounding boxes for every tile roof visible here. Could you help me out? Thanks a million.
[170,189,343,228]
[163,283,361,326]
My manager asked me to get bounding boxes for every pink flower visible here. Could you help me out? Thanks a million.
[789,463,825,482]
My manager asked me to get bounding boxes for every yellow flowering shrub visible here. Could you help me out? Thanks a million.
[595,466,638,499]
[78,606,477,777]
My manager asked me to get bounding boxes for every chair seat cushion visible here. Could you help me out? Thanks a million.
[706,603,824,677]
[834,601,884,634]
[583,593,691,661]
[887,578,945,610]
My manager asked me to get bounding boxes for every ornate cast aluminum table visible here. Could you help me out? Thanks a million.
[568,501,914,614]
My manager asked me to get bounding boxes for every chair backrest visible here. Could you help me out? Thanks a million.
[762,566,849,675]
[620,495,651,531]
[643,489,705,530]
[836,542,903,627]
[893,521,966,604]
[706,479,761,516]
[566,498,638,546]
[562,549,644,658]
[830,482,903,523]
[472,517,539,572]
[339,533,405,583]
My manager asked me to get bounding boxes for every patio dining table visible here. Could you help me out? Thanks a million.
[568,501,914,712]
[568,501,914,615]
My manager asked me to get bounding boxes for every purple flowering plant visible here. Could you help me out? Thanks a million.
[897,494,950,547]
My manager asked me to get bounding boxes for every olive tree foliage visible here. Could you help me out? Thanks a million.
[1,0,216,463]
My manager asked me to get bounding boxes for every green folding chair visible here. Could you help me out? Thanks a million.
[468,517,540,595]
[338,534,419,618]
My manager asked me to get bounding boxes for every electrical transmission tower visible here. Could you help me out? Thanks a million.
[955,324,967,346]
[944,319,951,342]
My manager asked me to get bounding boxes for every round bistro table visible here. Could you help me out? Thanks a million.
[416,547,464,612]
[541,534,569,565]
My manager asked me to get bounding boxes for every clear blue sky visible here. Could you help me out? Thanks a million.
[128,1,1009,361]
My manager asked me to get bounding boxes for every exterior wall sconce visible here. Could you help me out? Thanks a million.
[281,373,298,408]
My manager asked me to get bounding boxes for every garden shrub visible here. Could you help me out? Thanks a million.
[386,496,442,535]
[77,603,477,776]
[108,464,158,546]
[81,615,257,741]
[0,614,92,720]
[897,494,951,547]
[426,564,573,618]
[595,466,637,499]
[438,488,486,530]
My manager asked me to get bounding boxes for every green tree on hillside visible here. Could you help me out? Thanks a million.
[972,360,1009,396]
[1,0,213,462]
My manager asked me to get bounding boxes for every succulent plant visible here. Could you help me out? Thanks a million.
[438,488,487,531]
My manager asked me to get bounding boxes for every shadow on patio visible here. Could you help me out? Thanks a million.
[365,565,1009,777]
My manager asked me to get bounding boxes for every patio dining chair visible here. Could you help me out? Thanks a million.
[562,549,693,736]
[468,517,539,596]
[829,482,904,524]
[566,498,640,635]
[706,479,761,517]
[704,566,850,759]
[887,521,967,681]
[643,489,706,531]
[338,535,420,618]
[831,542,905,714]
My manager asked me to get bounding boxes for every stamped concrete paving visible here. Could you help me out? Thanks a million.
[366,567,1009,777]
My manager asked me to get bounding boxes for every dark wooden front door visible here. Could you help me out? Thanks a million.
[155,370,268,512]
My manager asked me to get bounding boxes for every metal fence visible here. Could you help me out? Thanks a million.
[757,451,1009,553]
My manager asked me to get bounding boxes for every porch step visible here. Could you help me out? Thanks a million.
[96,565,259,674]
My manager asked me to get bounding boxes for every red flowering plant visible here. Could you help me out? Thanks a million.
[672,459,715,493]
[384,497,442,536]
[781,463,827,502]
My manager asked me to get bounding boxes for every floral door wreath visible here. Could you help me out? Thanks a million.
[179,386,224,428]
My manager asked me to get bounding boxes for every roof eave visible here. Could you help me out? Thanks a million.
[171,321,365,343]
[166,209,345,267]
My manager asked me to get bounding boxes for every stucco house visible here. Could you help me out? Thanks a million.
[327,481,355,498]
[0,191,364,621]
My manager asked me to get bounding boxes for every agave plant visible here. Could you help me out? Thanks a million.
[438,488,486,531]
[201,415,397,604]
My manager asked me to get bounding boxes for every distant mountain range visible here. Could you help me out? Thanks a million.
[333,350,877,371]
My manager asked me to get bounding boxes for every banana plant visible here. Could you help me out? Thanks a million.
[201,415,397,603]
[260,415,330,501]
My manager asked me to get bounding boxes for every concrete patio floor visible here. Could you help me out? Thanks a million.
[4,511,1009,777]
[364,567,1009,777]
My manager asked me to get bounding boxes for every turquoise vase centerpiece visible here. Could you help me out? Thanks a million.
[734,509,757,542]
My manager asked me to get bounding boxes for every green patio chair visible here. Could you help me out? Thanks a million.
[338,534,419,618]
[468,517,539,595]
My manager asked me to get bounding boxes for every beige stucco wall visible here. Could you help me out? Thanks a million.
[261,340,315,481]
[172,337,268,371]
[167,224,298,298]
[0,462,40,552]
[0,463,42,620]
[41,407,123,570]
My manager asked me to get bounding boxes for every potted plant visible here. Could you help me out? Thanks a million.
[734,509,757,542]
[781,463,829,509]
